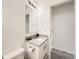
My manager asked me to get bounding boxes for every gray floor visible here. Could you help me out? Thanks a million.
[51,48,74,59]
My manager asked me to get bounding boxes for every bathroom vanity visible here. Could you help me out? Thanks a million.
[25,34,48,59]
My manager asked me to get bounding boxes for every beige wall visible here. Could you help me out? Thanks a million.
[2,0,25,56]
[51,2,75,54]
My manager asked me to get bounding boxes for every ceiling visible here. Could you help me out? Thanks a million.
[35,0,73,6]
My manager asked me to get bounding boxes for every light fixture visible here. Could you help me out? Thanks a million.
[25,0,37,10]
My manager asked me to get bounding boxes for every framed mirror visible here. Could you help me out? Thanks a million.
[25,0,38,34]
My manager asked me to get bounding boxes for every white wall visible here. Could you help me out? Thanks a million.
[51,2,75,54]
[35,0,74,58]
[38,4,50,35]
[37,0,73,49]
[2,0,25,56]
[37,0,73,54]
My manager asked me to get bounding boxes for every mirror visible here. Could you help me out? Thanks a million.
[25,0,38,34]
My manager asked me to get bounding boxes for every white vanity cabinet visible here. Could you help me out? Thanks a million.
[25,36,48,59]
